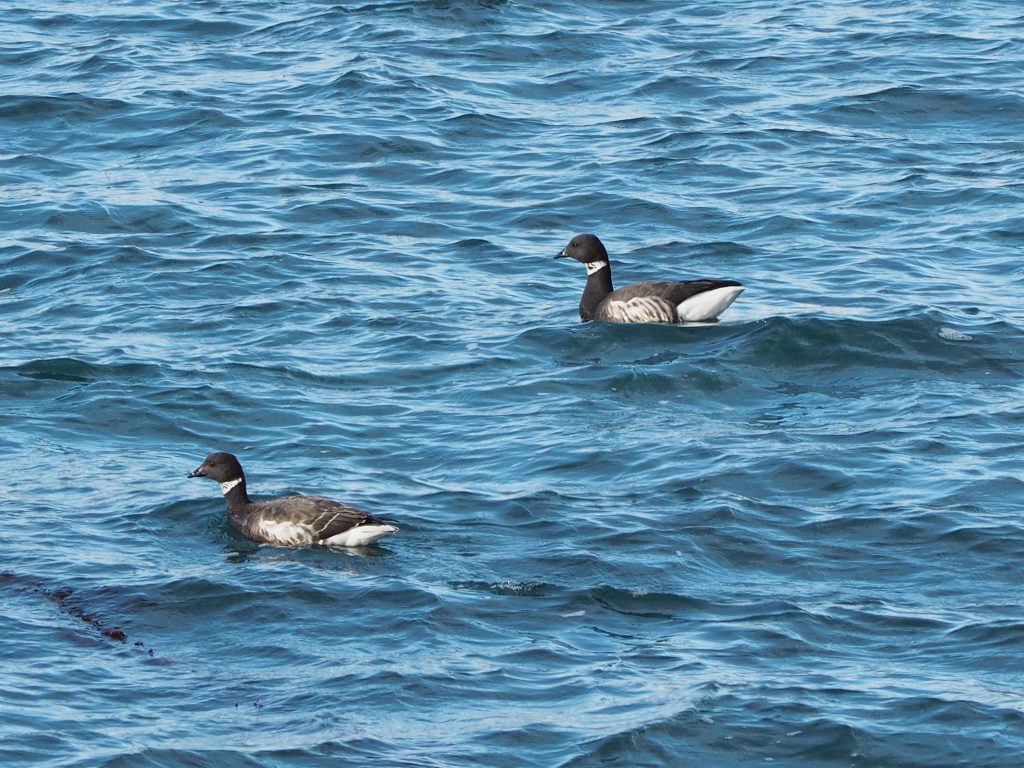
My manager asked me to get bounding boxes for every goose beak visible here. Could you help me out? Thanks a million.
[187,465,205,478]
[554,248,568,259]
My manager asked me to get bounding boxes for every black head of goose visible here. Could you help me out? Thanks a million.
[555,233,744,323]
[187,451,398,548]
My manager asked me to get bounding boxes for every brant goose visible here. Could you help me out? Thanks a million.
[556,234,744,323]
[187,452,398,547]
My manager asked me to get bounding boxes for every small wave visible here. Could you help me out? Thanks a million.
[816,85,1024,136]
[938,326,973,342]
[0,92,128,122]
[451,579,555,597]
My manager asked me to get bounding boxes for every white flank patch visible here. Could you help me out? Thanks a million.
[322,524,399,548]
[256,519,316,547]
[676,285,744,322]
[219,478,242,495]
[584,260,609,275]
[605,296,675,323]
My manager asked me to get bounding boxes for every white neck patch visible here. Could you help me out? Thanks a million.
[585,260,609,275]
[220,478,242,495]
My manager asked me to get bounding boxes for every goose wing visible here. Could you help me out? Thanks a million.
[245,495,381,545]
[598,279,743,323]
[641,279,741,305]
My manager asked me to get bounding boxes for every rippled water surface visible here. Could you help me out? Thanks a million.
[3,1,1024,766]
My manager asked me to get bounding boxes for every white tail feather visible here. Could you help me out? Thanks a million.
[321,524,398,547]
[675,285,744,322]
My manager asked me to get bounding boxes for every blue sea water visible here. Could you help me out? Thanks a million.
[3,0,1024,765]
